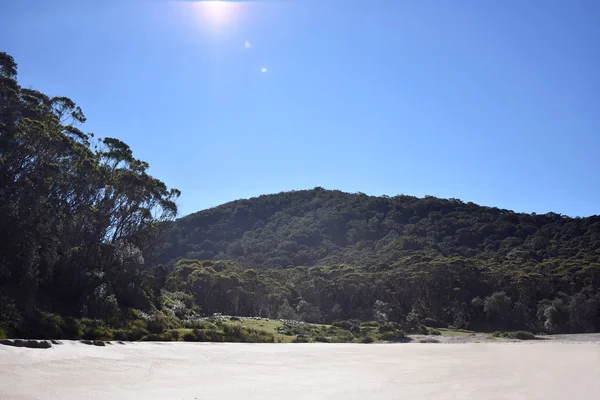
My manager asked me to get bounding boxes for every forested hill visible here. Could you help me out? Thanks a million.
[159,188,600,270]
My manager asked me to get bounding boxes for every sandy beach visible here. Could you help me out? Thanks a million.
[1,341,599,399]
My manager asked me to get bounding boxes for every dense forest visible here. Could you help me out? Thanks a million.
[0,52,180,337]
[1,50,599,341]
[160,188,600,333]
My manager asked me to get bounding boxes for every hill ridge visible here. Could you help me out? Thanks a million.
[159,187,600,270]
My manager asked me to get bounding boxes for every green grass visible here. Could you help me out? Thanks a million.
[437,328,475,337]
[224,318,357,343]
[491,331,538,340]
[226,318,295,343]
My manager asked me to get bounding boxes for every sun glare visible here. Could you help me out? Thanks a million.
[193,1,242,28]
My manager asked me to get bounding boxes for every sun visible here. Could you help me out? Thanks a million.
[193,1,241,27]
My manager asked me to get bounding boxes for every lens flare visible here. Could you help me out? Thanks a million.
[192,1,243,28]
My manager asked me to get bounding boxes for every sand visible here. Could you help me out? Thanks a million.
[1,341,599,399]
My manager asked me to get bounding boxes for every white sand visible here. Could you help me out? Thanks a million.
[1,342,599,399]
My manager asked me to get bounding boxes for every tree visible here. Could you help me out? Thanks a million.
[0,52,179,327]
[484,292,512,329]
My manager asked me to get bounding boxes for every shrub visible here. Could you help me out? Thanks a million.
[186,328,225,342]
[80,320,112,341]
[182,332,196,341]
[511,331,536,340]
[332,320,353,330]
[361,336,374,343]
[360,321,380,328]
[183,320,207,329]
[492,331,537,340]
[292,335,310,343]
[119,320,149,341]
[62,318,82,339]
[13,313,79,339]
[378,322,399,333]
[37,314,65,338]
[223,324,242,338]
[141,334,162,341]
[380,330,408,342]
[428,329,442,336]
[419,338,440,343]
[423,318,444,328]
[147,317,169,334]
[315,336,330,343]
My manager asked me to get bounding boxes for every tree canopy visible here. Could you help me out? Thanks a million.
[0,52,179,327]
[159,188,600,332]
[2,50,599,339]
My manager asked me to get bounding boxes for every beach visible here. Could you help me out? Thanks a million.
[1,340,599,399]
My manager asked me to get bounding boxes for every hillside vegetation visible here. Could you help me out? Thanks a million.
[160,188,600,333]
[0,52,179,337]
[2,49,599,340]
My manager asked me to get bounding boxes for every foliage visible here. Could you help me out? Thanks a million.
[379,330,408,342]
[492,331,537,340]
[159,188,600,333]
[292,336,310,343]
[2,50,600,338]
[0,52,179,333]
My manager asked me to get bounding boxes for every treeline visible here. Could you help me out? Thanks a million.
[0,52,179,332]
[160,188,600,270]
[2,50,599,338]
[158,188,600,333]
[166,259,600,333]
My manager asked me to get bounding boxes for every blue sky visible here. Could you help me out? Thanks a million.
[1,0,599,217]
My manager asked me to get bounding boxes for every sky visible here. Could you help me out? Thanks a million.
[1,0,599,217]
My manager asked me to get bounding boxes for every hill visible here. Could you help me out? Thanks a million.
[158,188,600,333]
[160,187,600,269]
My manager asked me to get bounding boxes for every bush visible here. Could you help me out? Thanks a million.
[37,314,64,338]
[62,318,83,339]
[80,320,112,341]
[423,318,444,328]
[378,322,400,333]
[141,334,162,341]
[419,338,440,343]
[332,320,353,330]
[147,316,169,334]
[182,332,196,341]
[361,336,374,343]
[380,330,408,342]
[428,329,442,336]
[118,319,149,341]
[492,331,537,340]
[13,313,81,339]
[314,336,330,343]
[292,335,310,343]
[507,331,536,340]
[223,324,242,338]
[360,321,379,327]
